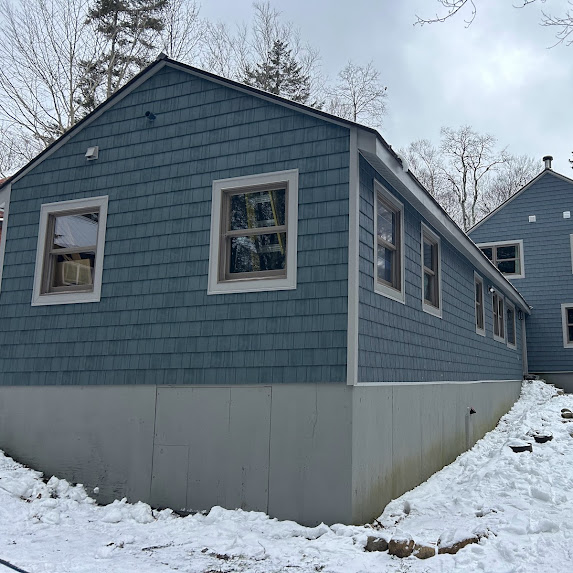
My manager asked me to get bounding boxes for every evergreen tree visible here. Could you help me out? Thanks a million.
[79,0,167,112]
[243,39,311,104]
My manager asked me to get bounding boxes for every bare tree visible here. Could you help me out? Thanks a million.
[159,0,204,62]
[404,126,538,231]
[416,0,573,46]
[327,61,387,126]
[482,154,540,211]
[0,0,96,149]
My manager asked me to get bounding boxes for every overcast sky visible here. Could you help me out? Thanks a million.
[201,0,572,174]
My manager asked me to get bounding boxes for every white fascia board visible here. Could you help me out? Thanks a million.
[357,130,530,314]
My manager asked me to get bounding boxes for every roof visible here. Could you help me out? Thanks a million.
[469,167,573,233]
[0,55,530,311]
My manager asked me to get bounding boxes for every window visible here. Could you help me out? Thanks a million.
[492,292,505,342]
[561,304,573,348]
[32,196,108,306]
[474,273,485,336]
[208,169,298,294]
[477,240,524,279]
[421,224,441,317]
[373,182,404,303]
[506,302,516,349]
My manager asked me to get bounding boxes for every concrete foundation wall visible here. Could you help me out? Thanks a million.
[534,372,573,394]
[350,380,522,524]
[0,380,520,526]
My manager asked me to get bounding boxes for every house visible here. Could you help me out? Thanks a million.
[469,157,573,392]
[0,56,529,526]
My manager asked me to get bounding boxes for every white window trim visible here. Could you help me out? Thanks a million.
[373,181,405,304]
[208,169,298,295]
[561,303,573,348]
[492,292,506,343]
[506,300,517,350]
[570,234,573,274]
[0,182,11,295]
[476,239,525,280]
[474,272,485,337]
[421,223,442,318]
[32,195,109,306]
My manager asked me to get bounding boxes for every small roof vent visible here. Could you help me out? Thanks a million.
[543,155,553,170]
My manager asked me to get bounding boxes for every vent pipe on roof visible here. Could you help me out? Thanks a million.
[543,155,553,170]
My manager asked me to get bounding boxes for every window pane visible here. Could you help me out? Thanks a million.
[423,241,434,269]
[507,309,515,344]
[496,245,516,260]
[481,247,493,260]
[229,233,286,273]
[568,308,573,324]
[53,213,99,249]
[377,201,395,244]
[230,189,286,231]
[377,244,393,285]
[424,272,435,305]
[569,326,573,343]
[497,260,516,274]
[475,282,482,304]
[52,253,95,287]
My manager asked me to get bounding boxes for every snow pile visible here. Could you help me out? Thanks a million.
[0,380,571,572]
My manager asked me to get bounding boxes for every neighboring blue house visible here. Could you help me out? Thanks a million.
[470,157,573,392]
[0,55,529,526]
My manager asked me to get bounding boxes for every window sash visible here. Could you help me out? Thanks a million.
[481,244,521,275]
[423,235,439,308]
[220,185,288,281]
[475,278,484,331]
[41,209,100,294]
[493,294,504,339]
[566,307,573,344]
[376,194,401,291]
[507,306,516,346]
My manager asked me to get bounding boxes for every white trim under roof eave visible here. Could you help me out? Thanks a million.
[356,129,530,314]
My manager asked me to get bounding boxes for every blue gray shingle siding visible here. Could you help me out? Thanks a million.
[469,171,573,373]
[358,156,524,382]
[0,67,350,385]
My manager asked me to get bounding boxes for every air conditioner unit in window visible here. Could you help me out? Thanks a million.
[60,260,92,286]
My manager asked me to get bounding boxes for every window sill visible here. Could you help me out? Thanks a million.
[422,302,442,318]
[374,282,405,304]
[31,290,101,306]
[493,334,506,344]
[476,326,486,337]
[207,275,296,295]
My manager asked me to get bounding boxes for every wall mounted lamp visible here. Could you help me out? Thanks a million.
[488,286,495,294]
[145,111,156,121]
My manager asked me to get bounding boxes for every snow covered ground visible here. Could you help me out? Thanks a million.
[0,380,572,573]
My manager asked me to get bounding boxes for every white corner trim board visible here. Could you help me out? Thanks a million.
[0,183,11,294]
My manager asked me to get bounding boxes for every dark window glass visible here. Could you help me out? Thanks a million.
[377,203,395,244]
[507,308,516,345]
[229,233,286,274]
[497,260,516,274]
[496,246,516,260]
[230,189,286,231]
[423,242,434,269]
[567,308,573,324]
[569,325,573,343]
[481,247,493,260]
[377,245,393,284]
